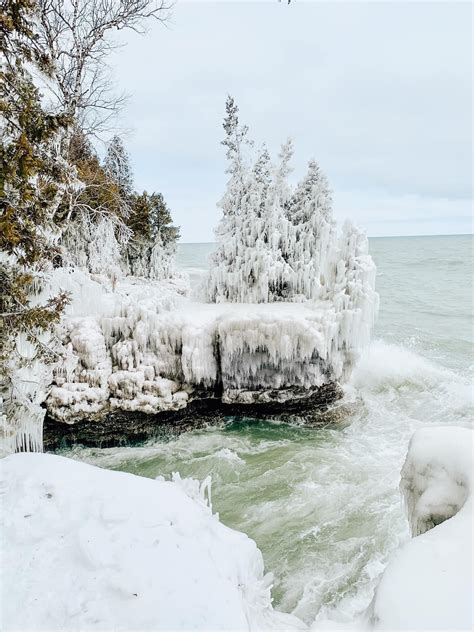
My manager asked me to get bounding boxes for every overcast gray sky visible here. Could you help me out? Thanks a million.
[110,1,472,242]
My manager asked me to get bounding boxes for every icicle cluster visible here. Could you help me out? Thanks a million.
[46,271,192,422]
[45,269,375,421]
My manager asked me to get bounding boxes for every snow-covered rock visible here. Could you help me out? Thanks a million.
[370,426,473,630]
[0,452,304,631]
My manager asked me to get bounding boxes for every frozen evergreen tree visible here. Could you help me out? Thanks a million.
[286,159,332,225]
[125,192,180,279]
[260,139,294,300]
[207,96,254,302]
[251,145,272,217]
[148,193,180,245]
[264,138,293,250]
[207,97,295,303]
[207,103,295,303]
[207,97,374,307]
[0,0,70,452]
[104,135,134,199]
[283,159,335,299]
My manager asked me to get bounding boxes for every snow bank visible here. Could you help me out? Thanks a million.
[0,452,304,631]
[370,426,473,630]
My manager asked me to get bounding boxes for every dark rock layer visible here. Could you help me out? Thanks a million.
[44,382,343,450]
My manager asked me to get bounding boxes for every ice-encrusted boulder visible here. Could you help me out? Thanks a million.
[370,426,473,630]
[0,452,304,631]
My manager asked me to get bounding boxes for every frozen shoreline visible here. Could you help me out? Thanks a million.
[0,452,305,631]
[2,425,472,631]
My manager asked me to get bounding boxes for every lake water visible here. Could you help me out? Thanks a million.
[64,235,473,626]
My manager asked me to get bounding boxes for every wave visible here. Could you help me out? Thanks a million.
[348,340,473,433]
[353,340,465,391]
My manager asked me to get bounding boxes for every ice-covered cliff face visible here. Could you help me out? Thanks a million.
[45,259,377,424]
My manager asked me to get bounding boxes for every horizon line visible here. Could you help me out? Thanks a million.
[178,232,473,245]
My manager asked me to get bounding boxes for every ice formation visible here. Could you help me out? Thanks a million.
[62,214,178,282]
[0,452,304,631]
[3,213,377,447]
[44,120,377,425]
[3,99,378,452]
[0,253,60,456]
[370,426,473,630]
[45,271,377,422]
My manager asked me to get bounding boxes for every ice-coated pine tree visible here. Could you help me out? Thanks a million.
[252,145,272,218]
[207,96,255,302]
[286,159,332,225]
[262,139,294,300]
[104,135,134,199]
[207,98,299,303]
[283,158,335,299]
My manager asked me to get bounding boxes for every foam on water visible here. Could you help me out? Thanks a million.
[60,235,473,626]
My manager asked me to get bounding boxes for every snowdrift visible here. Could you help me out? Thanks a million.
[370,426,473,630]
[0,452,304,631]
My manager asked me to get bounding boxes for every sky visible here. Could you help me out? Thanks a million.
[110,1,472,242]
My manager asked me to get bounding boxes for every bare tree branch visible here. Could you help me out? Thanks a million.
[36,0,174,136]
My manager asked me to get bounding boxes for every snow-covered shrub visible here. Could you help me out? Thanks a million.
[61,214,126,279]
